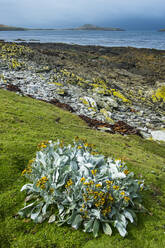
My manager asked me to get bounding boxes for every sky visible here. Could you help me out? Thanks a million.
[0,0,165,30]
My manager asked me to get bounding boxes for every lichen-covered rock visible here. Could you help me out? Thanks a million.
[0,42,165,138]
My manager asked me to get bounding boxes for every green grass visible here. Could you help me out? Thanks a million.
[0,89,165,248]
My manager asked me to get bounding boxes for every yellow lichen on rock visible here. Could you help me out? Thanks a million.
[112,90,130,103]
[152,86,165,102]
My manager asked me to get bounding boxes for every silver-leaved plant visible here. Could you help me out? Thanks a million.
[19,138,145,237]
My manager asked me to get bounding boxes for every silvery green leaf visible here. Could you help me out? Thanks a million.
[102,223,112,236]
[91,209,101,219]
[48,214,56,223]
[80,166,90,177]
[108,166,126,180]
[55,168,60,182]
[25,194,35,202]
[58,204,64,215]
[118,214,127,227]
[126,209,137,222]
[66,204,76,214]
[84,162,94,169]
[108,208,117,218]
[91,155,105,166]
[20,202,35,211]
[114,221,127,237]
[70,161,78,170]
[71,214,83,229]
[18,202,35,217]
[43,194,51,203]
[42,203,49,215]
[56,175,68,189]
[77,155,85,164]
[31,204,43,220]
[21,184,33,192]
[57,219,67,226]
[37,151,47,167]
[93,219,100,238]
[124,210,134,223]
[35,214,47,223]
[84,219,94,232]
[67,211,77,225]
[66,195,73,202]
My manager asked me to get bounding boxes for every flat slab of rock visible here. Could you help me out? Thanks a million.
[151,130,165,142]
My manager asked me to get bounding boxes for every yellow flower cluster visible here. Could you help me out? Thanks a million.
[94,192,105,207]
[124,196,130,202]
[124,169,129,175]
[28,159,35,165]
[106,180,113,184]
[107,194,114,201]
[37,140,49,150]
[21,159,35,176]
[80,177,85,182]
[84,143,90,148]
[83,180,94,186]
[106,180,113,189]
[74,138,97,155]
[94,191,113,216]
[102,206,111,216]
[95,183,102,188]
[21,167,32,176]
[119,191,130,202]
[91,169,97,176]
[65,179,73,188]
[82,181,114,217]
[113,185,120,190]
[59,140,64,148]
[36,176,48,189]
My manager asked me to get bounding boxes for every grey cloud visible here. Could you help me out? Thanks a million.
[0,0,165,29]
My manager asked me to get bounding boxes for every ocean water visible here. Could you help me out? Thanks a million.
[0,30,165,50]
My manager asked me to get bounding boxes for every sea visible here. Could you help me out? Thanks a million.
[0,30,165,50]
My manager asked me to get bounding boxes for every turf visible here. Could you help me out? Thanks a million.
[0,89,165,248]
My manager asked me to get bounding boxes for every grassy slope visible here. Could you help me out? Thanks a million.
[0,89,165,248]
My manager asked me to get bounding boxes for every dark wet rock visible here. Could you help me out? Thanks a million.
[112,121,141,136]
[79,115,141,136]
[50,99,75,112]
[6,84,22,93]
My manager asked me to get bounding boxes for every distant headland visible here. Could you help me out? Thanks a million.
[0,23,125,31]
[158,29,165,32]
[65,24,125,31]
[0,24,27,31]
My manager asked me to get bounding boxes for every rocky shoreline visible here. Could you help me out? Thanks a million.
[0,41,165,141]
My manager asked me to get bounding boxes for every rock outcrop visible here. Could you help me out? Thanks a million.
[0,41,165,140]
